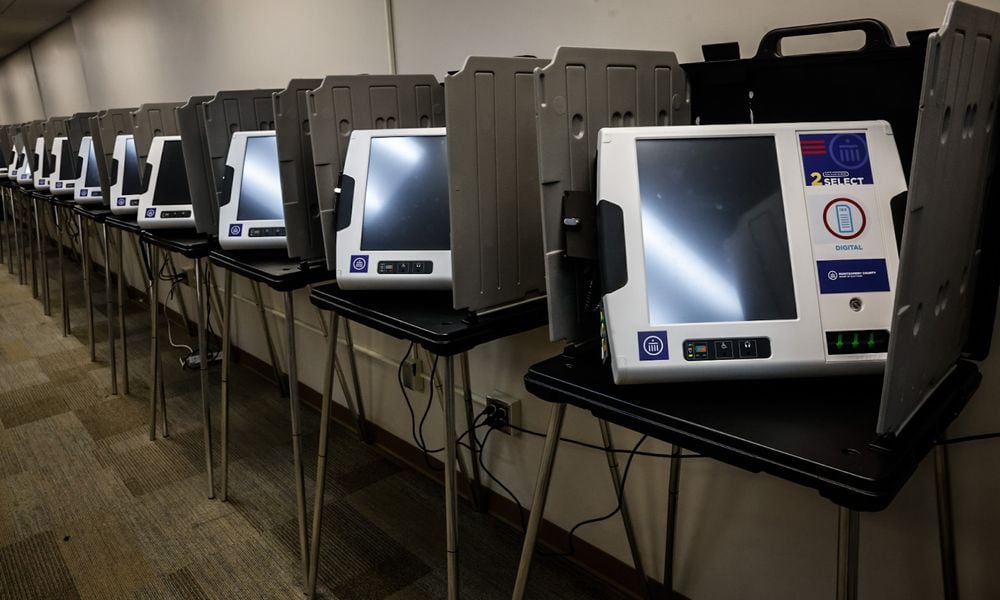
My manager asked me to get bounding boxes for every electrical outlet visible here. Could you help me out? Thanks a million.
[485,391,521,435]
[182,351,223,369]
[402,355,426,392]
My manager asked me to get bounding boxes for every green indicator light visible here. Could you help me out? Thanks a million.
[867,333,876,349]
[851,333,860,350]
[835,334,844,349]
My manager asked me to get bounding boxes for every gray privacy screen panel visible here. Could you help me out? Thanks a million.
[274,79,322,261]
[308,75,445,269]
[199,90,278,237]
[132,102,184,178]
[879,1,1000,434]
[536,47,691,343]
[24,120,45,172]
[445,56,550,313]
[91,109,137,205]
[65,112,97,160]
[177,96,215,235]
[42,117,68,159]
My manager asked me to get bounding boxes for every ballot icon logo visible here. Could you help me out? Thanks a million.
[117,197,127,206]
[145,208,156,218]
[638,331,669,361]
[350,255,369,273]
[229,224,243,237]
[80,189,88,197]
[822,198,866,240]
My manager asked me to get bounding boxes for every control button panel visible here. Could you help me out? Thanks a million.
[161,210,192,219]
[377,260,434,275]
[825,329,889,355]
[683,337,772,361]
[248,227,286,238]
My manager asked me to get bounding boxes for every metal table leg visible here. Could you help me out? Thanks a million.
[664,444,683,597]
[459,352,488,512]
[117,229,129,394]
[935,444,959,599]
[79,215,96,361]
[148,246,162,440]
[32,196,50,316]
[3,191,12,275]
[342,320,372,442]
[307,312,342,597]
[836,507,860,600]
[598,420,652,599]
[194,258,215,499]
[13,193,25,283]
[56,207,69,336]
[28,197,37,297]
[253,281,288,396]
[512,402,567,600]
[102,224,118,395]
[283,291,310,590]
[443,355,460,600]
[0,188,5,265]
[220,270,233,502]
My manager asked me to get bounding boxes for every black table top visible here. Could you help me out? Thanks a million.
[208,249,333,292]
[71,204,112,223]
[524,350,981,512]
[310,284,548,356]
[140,229,216,259]
[104,214,142,234]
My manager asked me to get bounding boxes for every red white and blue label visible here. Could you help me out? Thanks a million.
[637,331,669,361]
[350,255,369,273]
[800,133,873,186]
[817,259,890,294]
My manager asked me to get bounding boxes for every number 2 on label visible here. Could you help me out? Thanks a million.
[810,171,823,186]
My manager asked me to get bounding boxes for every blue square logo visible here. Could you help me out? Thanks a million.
[228,224,243,237]
[637,331,669,361]
[145,208,156,218]
[116,197,126,206]
[55,182,63,189]
[80,189,88,197]
[350,255,369,273]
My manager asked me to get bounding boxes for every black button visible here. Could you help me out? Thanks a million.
[130,199,139,206]
[738,339,758,358]
[398,262,410,273]
[277,228,286,236]
[714,340,734,359]
[412,261,425,273]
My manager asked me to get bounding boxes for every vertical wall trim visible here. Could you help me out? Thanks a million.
[27,43,47,118]
[384,0,398,74]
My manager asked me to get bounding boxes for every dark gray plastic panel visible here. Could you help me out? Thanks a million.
[177,95,215,236]
[0,125,10,162]
[308,75,445,269]
[23,120,45,172]
[536,47,691,343]
[445,56,550,312]
[65,112,97,160]
[194,89,278,237]
[132,102,184,177]
[879,1,1000,434]
[90,108,137,206]
[42,117,68,162]
[274,78,322,261]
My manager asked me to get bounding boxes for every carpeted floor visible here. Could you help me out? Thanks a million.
[0,242,626,599]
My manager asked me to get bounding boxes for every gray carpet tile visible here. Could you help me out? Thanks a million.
[0,244,627,599]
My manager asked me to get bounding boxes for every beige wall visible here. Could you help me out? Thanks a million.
[4,1,1000,598]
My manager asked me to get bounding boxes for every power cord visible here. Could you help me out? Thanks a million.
[938,432,1000,446]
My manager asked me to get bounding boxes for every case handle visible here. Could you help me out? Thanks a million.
[754,19,895,59]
